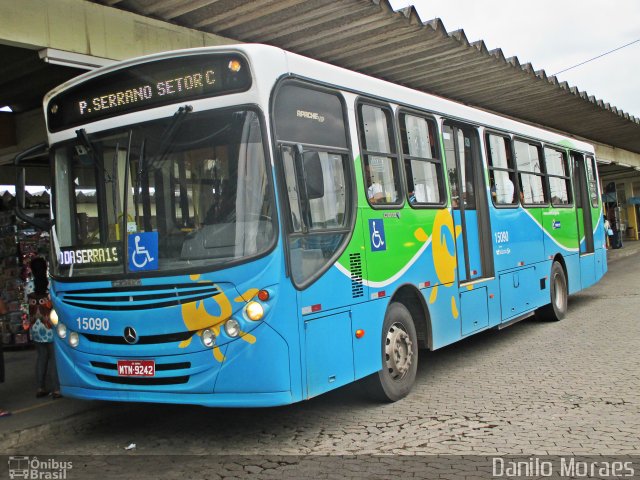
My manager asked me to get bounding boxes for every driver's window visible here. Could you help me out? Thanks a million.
[280,143,351,285]
[281,146,303,233]
[306,151,348,230]
[281,147,349,232]
[274,82,353,287]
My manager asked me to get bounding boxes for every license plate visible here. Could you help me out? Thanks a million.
[117,360,155,377]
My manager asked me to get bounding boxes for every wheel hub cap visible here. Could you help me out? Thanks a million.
[385,323,413,380]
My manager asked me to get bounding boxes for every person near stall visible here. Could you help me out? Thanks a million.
[0,297,9,417]
[606,206,622,249]
[28,257,61,399]
[604,214,612,249]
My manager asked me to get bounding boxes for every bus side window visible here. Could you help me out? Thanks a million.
[486,133,517,206]
[357,103,402,206]
[544,147,572,206]
[514,140,547,206]
[399,112,444,206]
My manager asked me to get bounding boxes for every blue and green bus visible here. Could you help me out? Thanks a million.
[17,44,606,406]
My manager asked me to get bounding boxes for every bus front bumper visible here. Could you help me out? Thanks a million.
[54,321,295,407]
[59,386,293,408]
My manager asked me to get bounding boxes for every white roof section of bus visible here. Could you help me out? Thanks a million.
[45,43,593,154]
[282,47,594,153]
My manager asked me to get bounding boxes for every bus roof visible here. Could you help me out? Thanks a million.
[44,43,594,154]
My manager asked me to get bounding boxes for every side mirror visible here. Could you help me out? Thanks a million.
[15,143,52,231]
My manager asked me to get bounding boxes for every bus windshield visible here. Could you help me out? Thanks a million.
[51,108,275,278]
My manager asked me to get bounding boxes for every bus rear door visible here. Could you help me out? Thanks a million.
[443,122,493,335]
[572,152,596,288]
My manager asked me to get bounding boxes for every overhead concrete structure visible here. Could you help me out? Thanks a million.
[86,0,640,156]
[0,0,232,163]
[1,0,639,235]
[1,0,639,157]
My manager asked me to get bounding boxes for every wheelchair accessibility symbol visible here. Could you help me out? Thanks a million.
[368,219,386,251]
[128,232,159,271]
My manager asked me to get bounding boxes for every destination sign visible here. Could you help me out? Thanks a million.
[58,245,121,267]
[47,54,251,132]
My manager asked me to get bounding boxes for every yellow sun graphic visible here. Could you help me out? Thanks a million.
[429,209,462,317]
[179,275,258,362]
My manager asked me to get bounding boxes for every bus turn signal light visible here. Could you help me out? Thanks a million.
[257,289,270,301]
[355,329,365,339]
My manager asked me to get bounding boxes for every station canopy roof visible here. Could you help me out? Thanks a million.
[8,0,640,155]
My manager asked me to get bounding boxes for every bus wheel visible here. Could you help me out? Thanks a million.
[536,261,568,321]
[363,302,418,402]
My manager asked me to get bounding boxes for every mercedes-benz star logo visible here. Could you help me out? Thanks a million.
[123,326,138,345]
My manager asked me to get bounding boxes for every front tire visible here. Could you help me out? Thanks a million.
[535,261,568,321]
[363,302,418,402]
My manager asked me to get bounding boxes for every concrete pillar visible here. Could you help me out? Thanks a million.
[0,0,233,59]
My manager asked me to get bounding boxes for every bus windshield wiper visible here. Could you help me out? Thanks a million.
[75,128,112,182]
[147,104,193,170]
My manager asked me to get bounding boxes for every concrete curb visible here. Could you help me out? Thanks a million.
[0,404,122,452]
[606,240,640,263]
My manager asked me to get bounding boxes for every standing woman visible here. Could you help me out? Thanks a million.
[28,257,61,399]
[0,297,10,416]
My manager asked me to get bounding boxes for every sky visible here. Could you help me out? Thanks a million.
[388,0,640,118]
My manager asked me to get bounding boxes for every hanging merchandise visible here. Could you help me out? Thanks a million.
[0,203,50,348]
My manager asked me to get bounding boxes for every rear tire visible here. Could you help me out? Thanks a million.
[535,261,568,321]
[362,302,418,402]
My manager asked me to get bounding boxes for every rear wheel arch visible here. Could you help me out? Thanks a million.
[552,253,569,292]
[390,283,432,350]
[536,259,568,321]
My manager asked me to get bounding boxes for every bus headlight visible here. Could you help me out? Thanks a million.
[49,309,59,326]
[57,323,67,339]
[69,331,80,348]
[201,329,216,347]
[224,319,241,338]
[245,301,264,321]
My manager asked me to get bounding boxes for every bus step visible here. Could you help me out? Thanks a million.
[497,312,533,330]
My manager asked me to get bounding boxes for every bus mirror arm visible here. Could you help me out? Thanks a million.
[14,143,52,231]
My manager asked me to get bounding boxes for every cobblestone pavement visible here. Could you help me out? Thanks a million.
[10,250,640,469]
